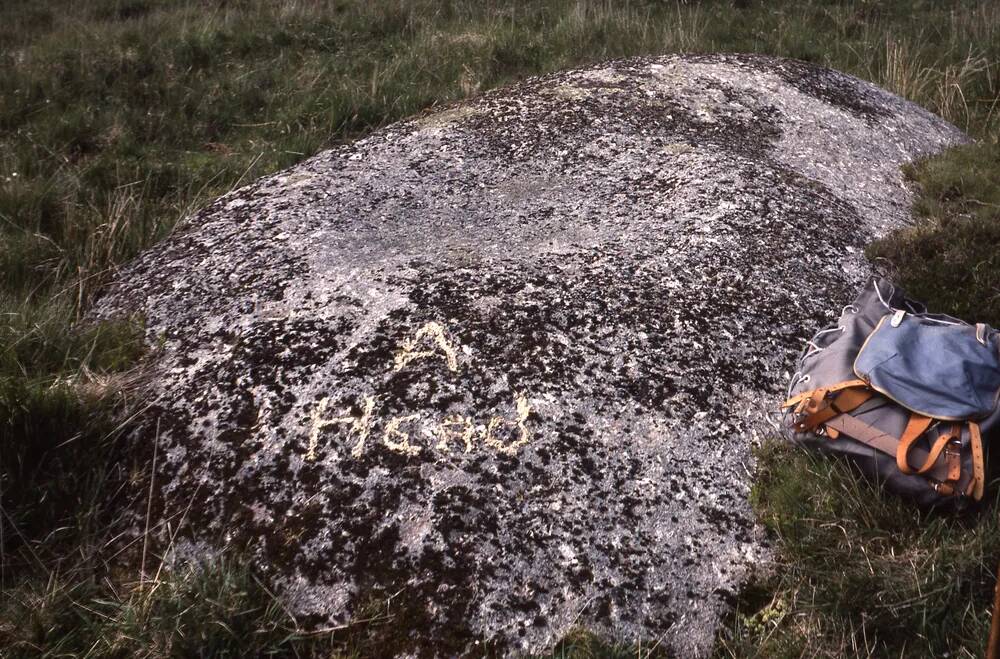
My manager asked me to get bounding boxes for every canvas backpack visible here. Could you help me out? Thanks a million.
[781,277,1000,507]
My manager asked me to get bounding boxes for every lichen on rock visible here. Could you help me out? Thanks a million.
[95,53,967,657]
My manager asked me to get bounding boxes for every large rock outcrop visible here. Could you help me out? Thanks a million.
[96,54,967,656]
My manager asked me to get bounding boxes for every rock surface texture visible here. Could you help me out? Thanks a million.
[97,54,967,656]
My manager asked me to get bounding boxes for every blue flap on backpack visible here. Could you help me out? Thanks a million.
[854,312,1000,420]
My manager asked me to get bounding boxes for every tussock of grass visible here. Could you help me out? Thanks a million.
[0,558,317,657]
[868,141,1000,325]
[0,308,143,563]
[545,628,666,658]
[2,0,1000,655]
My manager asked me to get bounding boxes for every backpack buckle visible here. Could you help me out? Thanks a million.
[931,480,956,496]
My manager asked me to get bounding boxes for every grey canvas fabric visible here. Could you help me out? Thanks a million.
[785,277,999,507]
[854,314,1000,420]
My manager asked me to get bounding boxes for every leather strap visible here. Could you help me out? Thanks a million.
[928,424,964,494]
[944,444,962,483]
[825,414,956,483]
[970,422,986,501]
[913,425,958,476]
[934,482,956,496]
[783,379,868,408]
[785,383,981,501]
[896,413,934,474]
[824,414,899,456]
[793,387,873,433]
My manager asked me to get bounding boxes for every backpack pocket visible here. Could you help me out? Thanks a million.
[854,313,1000,420]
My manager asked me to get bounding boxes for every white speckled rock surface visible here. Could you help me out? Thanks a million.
[95,54,967,657]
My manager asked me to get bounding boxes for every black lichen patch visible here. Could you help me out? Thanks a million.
[726,53,894,122]
[460,56,783,165]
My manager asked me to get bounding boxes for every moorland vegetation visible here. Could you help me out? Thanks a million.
[1,1,999,656]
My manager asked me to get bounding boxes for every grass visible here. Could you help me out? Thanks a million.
[868,141,1000,325]
[0,559,305,657]
[714,443,1000,658]
[1,0,999,656]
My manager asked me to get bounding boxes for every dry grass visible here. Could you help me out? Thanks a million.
[878,37,995,132]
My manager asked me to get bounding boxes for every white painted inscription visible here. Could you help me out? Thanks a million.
[393,321,460,372]
[306,395,375,462]
[304,393,533,460]
[303,321,534,460]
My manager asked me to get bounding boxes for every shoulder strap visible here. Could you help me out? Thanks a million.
[784,380,872,433]
[895,413,933,474]
[790,391,984,500]
[783,379,868,409]
[969,422,986,501]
